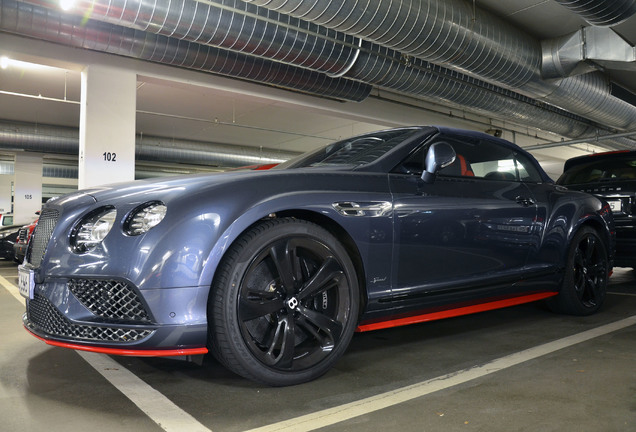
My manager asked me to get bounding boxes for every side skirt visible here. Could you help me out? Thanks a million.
[356,291,557,332]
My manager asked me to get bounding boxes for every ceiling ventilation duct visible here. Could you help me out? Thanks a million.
[0,120,297,167]
[1,1,371,102]
[4,0,636,150]
[243,0,636,135]
[2,0,611,147]
[552,0,636,27]
[542,26,636,79]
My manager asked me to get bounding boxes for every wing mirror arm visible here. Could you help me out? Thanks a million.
[421,142,456,183]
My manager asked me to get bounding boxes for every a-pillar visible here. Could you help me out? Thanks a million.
[14,153,43,225]
[79,64,136,189]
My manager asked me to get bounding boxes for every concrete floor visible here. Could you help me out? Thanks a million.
[1,260,635,432]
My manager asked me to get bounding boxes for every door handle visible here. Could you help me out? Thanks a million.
[515,196,535,207]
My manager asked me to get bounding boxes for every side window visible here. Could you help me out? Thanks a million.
[446,141,542,182]
[392,137,543,183]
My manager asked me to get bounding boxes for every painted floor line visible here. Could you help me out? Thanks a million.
[0,274,213,432]
[244,315,636,432]
[0,274,25,305]
[78,351,213,432]
[4,273,635,432]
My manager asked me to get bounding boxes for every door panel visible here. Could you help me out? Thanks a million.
[389,174,538,293]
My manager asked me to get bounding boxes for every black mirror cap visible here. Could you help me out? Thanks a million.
[421,142,456,183]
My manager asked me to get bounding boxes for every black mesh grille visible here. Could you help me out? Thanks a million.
[27,208,59,268]
[28,294,152,343]
[68,279,150,322]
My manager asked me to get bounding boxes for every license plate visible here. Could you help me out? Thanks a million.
[18,265,35,299]
[608,200,622,213]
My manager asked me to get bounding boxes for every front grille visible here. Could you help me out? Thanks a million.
[68,279,150,322]
[28,294,152,343]
[27,208,59,267]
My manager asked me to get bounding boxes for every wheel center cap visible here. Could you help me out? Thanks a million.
[287,297,299,310]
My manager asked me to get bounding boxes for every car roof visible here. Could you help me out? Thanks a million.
[563,150,636,172]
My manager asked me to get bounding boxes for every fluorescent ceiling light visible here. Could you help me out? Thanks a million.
[60,0,77,11]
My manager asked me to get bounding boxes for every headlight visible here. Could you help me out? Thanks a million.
[71,207,117,253]
[125,202,167,236]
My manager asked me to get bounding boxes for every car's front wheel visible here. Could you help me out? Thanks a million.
[549,226,609,315]
[209,218,359,386]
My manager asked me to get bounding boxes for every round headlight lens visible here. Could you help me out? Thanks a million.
[72,207,117,253]
[125,202,167,236]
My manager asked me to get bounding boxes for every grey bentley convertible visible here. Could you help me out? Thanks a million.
[20,126,614,385]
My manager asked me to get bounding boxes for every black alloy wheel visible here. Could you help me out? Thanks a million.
[209,218,359,386]
[549,226,608,315]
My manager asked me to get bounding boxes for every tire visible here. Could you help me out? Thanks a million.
[548,226,609,316]
[209,218,360,386]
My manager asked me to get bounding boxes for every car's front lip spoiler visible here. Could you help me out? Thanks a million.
[24,325,209,357]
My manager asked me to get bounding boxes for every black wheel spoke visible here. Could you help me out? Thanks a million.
[584,235,597,262]
[297,257,343,301]
[264,315,296,368]
[588,262,607,278]
[269,240,297,291]
[239,294,285,321]
[297,305,343,345]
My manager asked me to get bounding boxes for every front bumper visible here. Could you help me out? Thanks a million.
[615,223,636,268]
[23,277,210,355]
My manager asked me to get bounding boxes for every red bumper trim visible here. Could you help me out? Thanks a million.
[25,327,208,357]
[356,292,558,332]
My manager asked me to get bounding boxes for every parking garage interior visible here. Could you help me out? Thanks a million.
[1,1,636,431]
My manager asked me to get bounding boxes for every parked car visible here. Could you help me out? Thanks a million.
[0,213,14,227]
[0,224,21,260]
[20,126,614,386]
[14,218,39,263]
[557,150,636,268]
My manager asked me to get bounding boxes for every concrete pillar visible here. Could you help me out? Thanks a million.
[79,64,136,189]
[0,175,12,215]
[14,153,43,225]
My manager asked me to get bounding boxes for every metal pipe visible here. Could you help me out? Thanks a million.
[526,130,636,150]
[1,1,371,102]
[243,0,636,132]
[0,120,298,167]
[553,0,636,26]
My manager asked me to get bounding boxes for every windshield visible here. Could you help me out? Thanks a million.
[558,157,636,185]
[278,128,422,169]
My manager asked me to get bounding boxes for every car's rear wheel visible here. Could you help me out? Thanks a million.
[549,226,608,315]
[209,218,359,386]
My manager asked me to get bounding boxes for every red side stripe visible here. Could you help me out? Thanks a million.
[356,292,557,332]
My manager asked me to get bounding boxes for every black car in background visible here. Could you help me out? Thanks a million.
[557,151,636,268]
[0,225,21,260]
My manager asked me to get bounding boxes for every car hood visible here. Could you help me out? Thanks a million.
[59,170,274,204]
[55,167,357,206]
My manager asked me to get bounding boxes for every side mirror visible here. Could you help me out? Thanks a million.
[421,142,456,183]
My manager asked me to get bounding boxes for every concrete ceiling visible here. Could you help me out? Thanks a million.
[1,0,636,178]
